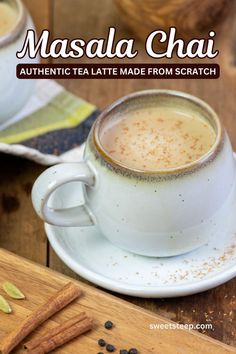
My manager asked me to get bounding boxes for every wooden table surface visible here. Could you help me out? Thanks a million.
[0,0,235,348]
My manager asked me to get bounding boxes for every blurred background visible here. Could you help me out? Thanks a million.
[22,0,235,131]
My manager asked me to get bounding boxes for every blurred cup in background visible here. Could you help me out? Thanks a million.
[114,0,232,41]
[0,0,39,126]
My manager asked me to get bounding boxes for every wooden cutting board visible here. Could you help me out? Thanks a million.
[0,249,235,354]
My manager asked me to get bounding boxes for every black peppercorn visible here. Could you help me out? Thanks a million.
[129,349,138,354]
[98,339,106,347]
[106,343,116,352]
[97,352,104,354]
[104,320,114,329]
[120,350,128,354]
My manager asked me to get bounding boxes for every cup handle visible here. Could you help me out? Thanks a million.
[31,162,96,227]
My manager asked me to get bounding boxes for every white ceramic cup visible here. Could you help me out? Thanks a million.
[0,0,38,125]
[32,90,236,257]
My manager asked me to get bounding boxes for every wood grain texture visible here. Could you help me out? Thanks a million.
[0,249,235,354]
[0,154,46,265]
[23,0,49,29]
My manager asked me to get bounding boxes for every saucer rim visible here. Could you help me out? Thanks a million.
[45,223,236,298]
[44,153,236,298]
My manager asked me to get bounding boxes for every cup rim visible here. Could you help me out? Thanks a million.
[0,0,27,48]
[93,89,223,176]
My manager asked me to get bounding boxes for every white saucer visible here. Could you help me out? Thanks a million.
[45,182,236,298]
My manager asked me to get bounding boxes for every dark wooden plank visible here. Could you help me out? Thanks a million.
[0,155,46,264]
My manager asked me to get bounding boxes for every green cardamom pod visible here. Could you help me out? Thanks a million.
[3,281,25,300]
[0,295,12,313]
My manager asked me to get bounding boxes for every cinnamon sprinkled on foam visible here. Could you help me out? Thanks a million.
[100,106,216,171]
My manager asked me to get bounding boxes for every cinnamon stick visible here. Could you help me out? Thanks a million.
[27,318,93,354]
[24,312,87,351]
[0,282,82,354]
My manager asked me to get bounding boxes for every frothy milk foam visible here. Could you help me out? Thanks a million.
[101,105,216,171]
[0,2,17,37]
